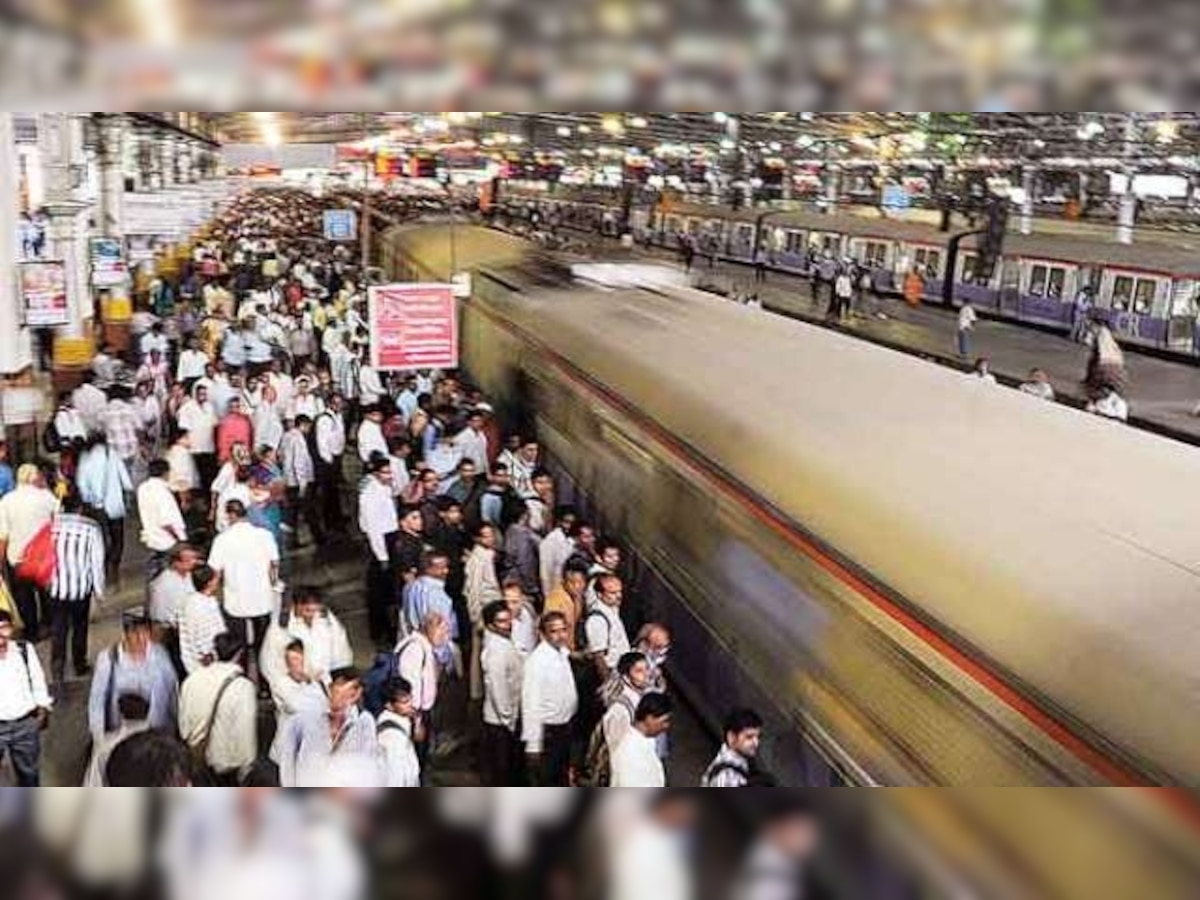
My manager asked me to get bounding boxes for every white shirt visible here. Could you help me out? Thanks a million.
[481,630,523,731]
[316,412,346,463]
[356,419,388,463]
[137,477,186,552]
[454,428,491,474]
[166,443,200,493]
[376,710,421,788]
[148,568,193,626]
[539,529,576,601]
[178,592,227,675]
[1019,381,1056,401]
[214,483,253,533]
[208,520,279,618]
[268,676,329,763]
[511,602,538,655]
[958,305,978,331]
[176,349,210,382]
[54,408,88,443]
[179,662,259,776]
[610,729,665,788]
[521,641,578,753]
[177,400,218,454]
[585,601,632,671]
[72,383,108,433]
[261,609,354,691]
[0,640,53,720]
[1091,393,1129,422]
[359,366,385,405]
[0,485,60,565]
[389,455,411,498]
[358,477,398,563]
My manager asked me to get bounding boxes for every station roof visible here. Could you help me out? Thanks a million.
[205,113,1200,170]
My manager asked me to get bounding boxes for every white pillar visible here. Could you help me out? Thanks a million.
[822,165,840,212]
[1020,166,1035,235]
[38,113,91,340]
[98,114,126,238]
[160,137,176,188]
[1117,188,1137,245]
[0,113,32,375]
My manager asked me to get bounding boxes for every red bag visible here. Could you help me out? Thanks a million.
[16,522,56,589]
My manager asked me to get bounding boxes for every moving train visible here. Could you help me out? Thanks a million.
[495,189,1200,356]
[380,222,1200,898]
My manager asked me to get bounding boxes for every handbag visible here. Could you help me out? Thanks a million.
[16,521,57,589]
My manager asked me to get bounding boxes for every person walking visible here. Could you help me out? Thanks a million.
[178,632,259,785]
[358,453,398,649]
[521,612,578,787]
[0,464,60,641]
[45,494,107,688]
[377,678,423,788]
[88,608,179,745]
[0,609,52,785]
[137,459,188,579]
[207,499,279,683]
[276,667,380,788]
[76,435,133,584]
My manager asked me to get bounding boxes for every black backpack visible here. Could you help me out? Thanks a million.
[42,417,62,454]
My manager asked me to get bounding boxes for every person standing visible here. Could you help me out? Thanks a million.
[609,694,673,788]
[583,573,632,682]
[0,464,60,641]
[504,579,539,656]
[702,708,765,788]
[259,588,354,691]
[177,564,227,676]
[377,678,423,788]
[88,609,179,745]
[957,300,978,360]
[402,553,459,656]
[148,543,201,675]
[314,394,348,534]
[45,495,107,687]
[177,385,219,490]
[356,405,389,464]
[543,562,589,653]
[137,459,188,579]
[464,524,503,702]
[504,507,542,602]
[0,609,52,785]
[276,667,380,788]
[76,435,133,584]
[207,500,279,682]
[178,632,259,785]
[358,453,399,648]
[480,600,523,786]
[521,612,578,787]
[280,415,323,546]
[539,507,578,601]
[453,409,491,475]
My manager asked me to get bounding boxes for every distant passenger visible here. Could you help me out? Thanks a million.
[971,358,997,385]
[1019,369,1056,402]
[702,708,766,788]
[956,300,978,359]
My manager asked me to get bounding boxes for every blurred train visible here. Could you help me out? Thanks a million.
[379,222,1200,899]
[493,188,1200,357]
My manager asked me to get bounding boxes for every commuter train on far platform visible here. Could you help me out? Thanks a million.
[495,188,1200,357]
[379,222,1200,899]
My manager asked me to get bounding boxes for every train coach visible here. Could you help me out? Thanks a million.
[496,190,1200,356]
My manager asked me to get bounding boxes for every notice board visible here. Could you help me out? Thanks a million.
[368,283,458,371]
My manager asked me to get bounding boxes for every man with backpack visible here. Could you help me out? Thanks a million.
[610,694,673,788]
[0,609,53,785]
[702,708,766,788]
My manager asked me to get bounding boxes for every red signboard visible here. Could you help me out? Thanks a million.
[368,283,458,371]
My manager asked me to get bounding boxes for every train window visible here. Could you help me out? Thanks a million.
[914,247,942,275]
[860,240,888,267]
[1134,279,1157,314]
[1046,268,1066,300]
[1111,275,1134,310]
[1028,263,1067,299]
[784,230,806,254]
[961,253,979,283]
[1111,274,1159,313]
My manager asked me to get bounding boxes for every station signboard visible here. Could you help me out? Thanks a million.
[368,282,458,371]
[90,237,128,287]
[19,261,69,326]
[323,209,358,242]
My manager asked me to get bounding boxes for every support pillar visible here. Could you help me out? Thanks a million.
[159,137,176,188]
[0,112,33,377]
[822,165,840,212]
[1117,189,1137,245]
[1019,166,1035,235]
[97,114,126,238]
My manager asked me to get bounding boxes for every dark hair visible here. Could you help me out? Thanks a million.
[224,499,247,519]
[539,611,568,634]
[213,631,245,663]
[386,678,414,705]
[105,730,192,787]
[635,693,673,723]
[192,564,217,592]
[168,542,195,564]
[617,652,647,679]
[482,600,509,629]
[329,667,362,687]
[0,610,12,626]
[148,459,170,478]
[293,586,325,607]
[563,559,591,580]
[723,708,764,740]
[61,492,84,514]
[420,551,450,573]
[554,505,577,522]
[285,639,305,655]
[117,693,151,722]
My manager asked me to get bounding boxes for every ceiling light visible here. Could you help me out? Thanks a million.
[601,115,624,135]
[630,115,648,128]
[578,124,592,134]
[713,112,729,124]
[557,126,572,137]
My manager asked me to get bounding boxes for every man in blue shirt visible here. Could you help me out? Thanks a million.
[402,552,459,666]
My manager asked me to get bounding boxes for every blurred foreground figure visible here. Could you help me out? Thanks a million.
[731,797,820,900]
[605,792,697,900]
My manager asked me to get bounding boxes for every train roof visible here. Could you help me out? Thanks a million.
[388,223,1200,785]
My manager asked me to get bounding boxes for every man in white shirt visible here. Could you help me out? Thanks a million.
[178,564,227,675]
[72,375,108,435]
[178,632,259,785]
[1019,368,1056,402]
[1088,387,1129,422]
[521,611,578,786]
[137,459,188,577]
[957,301,978,359]
[260,588,353,693]
[314,396,348,533]
[356,405,389,464]
[377,677,423,788]
[584,574,633,680]
[177,385,219,487]
[358,361,386,407]
[453,409,491,475]
[480,600,523,786]
[610,693,673,788]
[358,454,398,648]
[52,393,88,446]
[176,337,210,385]
[0,610,53,785]
[276,667,380,788]
[0,464,61,640]
[538,508,578,601]
[207,500,279,683]
[267,640,329,764]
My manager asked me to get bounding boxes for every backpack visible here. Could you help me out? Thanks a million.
[578,693,637,788]
[42,417,62,454]
[363,651,400,717]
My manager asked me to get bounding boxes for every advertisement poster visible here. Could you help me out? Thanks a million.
[91,237,128,287]
[19,261,69,326]
[368,283,458,371]
[323,209,358,242]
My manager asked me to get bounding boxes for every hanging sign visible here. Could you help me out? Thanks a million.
[19,261,69,326]
[90,237,128,287]
[323,209,358,241]
[368,283,458,371]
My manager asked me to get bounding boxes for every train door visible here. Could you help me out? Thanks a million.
[732,222,756,257]
[781,229,808,268]
[1103,270,1170,344]
[1021,259,1075,324]
[1167,279,1199,352]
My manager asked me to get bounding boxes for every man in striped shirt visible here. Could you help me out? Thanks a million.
[46,496,106,686]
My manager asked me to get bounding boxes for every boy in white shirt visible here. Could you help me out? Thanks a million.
[377,678,423,787]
